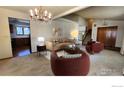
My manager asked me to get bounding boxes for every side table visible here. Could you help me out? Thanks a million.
[37,45,47,56]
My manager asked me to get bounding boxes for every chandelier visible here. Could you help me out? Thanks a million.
[29,6,52,22]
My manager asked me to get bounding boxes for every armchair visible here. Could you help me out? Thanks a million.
[86,40,104,54]
[50,50,90,76]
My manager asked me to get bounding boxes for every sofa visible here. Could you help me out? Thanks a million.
[46,38,74,51]
[50,50,90,76]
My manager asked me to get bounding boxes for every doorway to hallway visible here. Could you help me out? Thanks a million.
[9,17,31,57]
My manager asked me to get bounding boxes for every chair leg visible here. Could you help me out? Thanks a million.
[37,52,40,56]
[45,51,47,55]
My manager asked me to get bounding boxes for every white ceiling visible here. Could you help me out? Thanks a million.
[0,6,76,17]
[3,6,123,20]
[75,6,124,20]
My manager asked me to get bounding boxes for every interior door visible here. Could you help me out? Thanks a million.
[105,28,112,47]
[110,27,117,47]
[97,27,106,44]
[97,26,117,48]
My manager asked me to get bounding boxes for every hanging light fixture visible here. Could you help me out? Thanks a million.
[29,6,52,22]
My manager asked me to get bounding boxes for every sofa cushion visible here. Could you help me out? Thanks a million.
[63,54,81,59]
[56,51,65,57]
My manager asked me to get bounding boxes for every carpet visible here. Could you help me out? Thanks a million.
[0,49,124,76]
[0,54,53,76]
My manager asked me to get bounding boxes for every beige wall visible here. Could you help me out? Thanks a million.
[0,8,79,58]
[92,19,124,48]
[64,14,79,22]
[52,18,79,39]
[0,15,12,59]
[64,14,87,26]
[0,8,29,59]
[30,18,79,52]
[30,21,53,52]
[0,7,53,58]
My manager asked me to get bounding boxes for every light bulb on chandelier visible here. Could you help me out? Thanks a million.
[29,6,52,22]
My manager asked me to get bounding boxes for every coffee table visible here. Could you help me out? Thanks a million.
[63,46,82,54]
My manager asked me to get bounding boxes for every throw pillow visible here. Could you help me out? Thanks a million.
[56,51,67,57]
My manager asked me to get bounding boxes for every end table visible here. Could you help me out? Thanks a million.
[37,45,47,56]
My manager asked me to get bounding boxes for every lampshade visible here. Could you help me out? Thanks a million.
[37,37,45,46]
[37,37,45,42]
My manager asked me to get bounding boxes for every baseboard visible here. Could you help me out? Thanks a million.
[0,57,13,61]
[105,47,121,51]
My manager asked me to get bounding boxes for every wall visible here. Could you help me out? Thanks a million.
[63,14,87,44]
[0,8,29,59]
[30,18,79,52]
[0,8,81,58]
[0,8,79,54]
[63,14,87,26]
[78,16,87,26]
[30,21,53,52]
[92,19,124,47]
[63,14,79,22]
[52,18,79,39]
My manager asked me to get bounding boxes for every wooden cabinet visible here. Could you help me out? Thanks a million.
[97,26,117,48]
[12,38,30,47]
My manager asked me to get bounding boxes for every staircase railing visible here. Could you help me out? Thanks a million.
[82,30,91,45]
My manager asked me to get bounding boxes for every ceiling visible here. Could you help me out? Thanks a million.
[75,6,124,20]
[0,6,76,17]
[2,6,123,20]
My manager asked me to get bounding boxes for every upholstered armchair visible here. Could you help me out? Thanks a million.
[86,41,104,54]
[50,51,90,76]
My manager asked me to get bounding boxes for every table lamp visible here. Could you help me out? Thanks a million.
[70,30,78,40]
[37,37,45,46]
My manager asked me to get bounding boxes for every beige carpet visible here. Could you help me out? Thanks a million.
[88,50,124,76]
[0,54,53,76]
[0,49,124,76]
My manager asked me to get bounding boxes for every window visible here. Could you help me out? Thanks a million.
[24,27,30,35]
[78,26,86,41]
[16,26,30,35]
[16,27,23,35]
